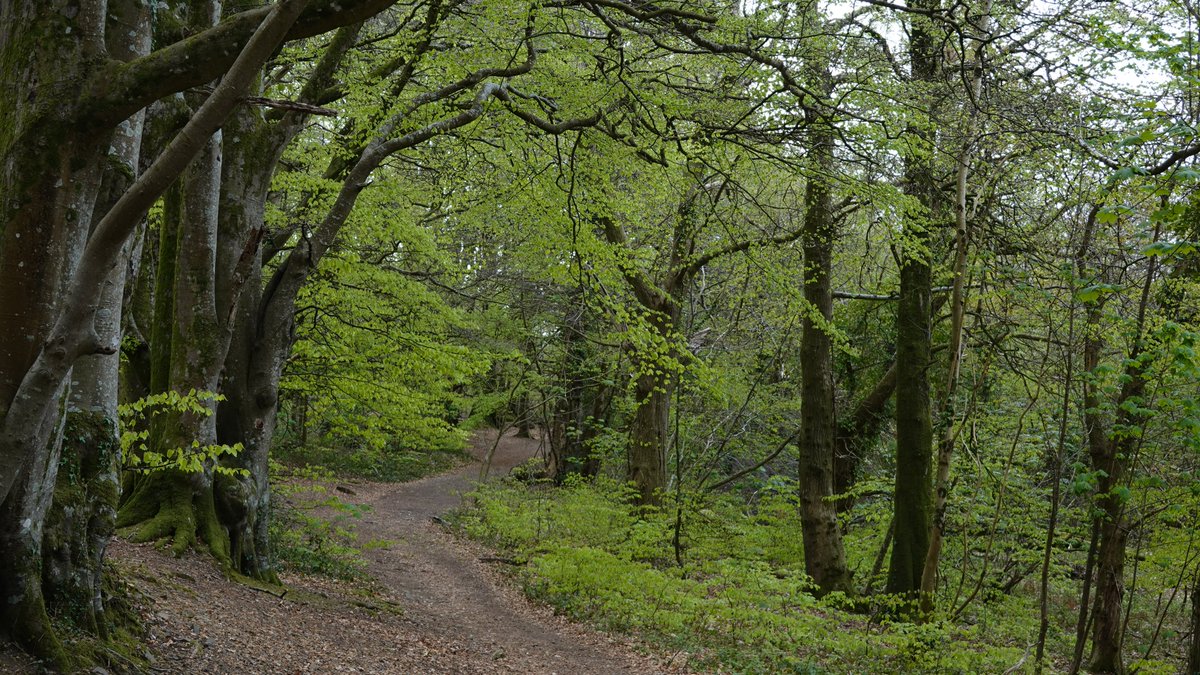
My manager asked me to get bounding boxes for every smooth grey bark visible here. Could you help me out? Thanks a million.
[918,7,987,609]
[44,1,151,630]
[0,0,312,660]
[117,123,235,560]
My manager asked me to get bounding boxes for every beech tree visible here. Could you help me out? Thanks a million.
[0,0,400,661]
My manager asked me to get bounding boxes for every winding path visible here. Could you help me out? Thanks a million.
[105,430,672,674]
[347,429,658,673]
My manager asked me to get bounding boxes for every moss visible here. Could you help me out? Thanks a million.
[14,599,73,672]
[43,564,153,673]
[195,487,232,566]
[44,411,122,636]
[4,549,73,672]
[117,469,234,565]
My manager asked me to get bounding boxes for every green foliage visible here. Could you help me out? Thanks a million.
[275,441,465,482]
[119,390,247,477]
[267,462,371,580]
[460,478,1027,673]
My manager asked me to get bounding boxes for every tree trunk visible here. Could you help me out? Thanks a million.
[918,35,986,609]
[1188,567,1200,674]
[887,0,943,599]
[629,302,678,505]
[0,7,108,661]
[44,18,150,627]
[547,303,602,482]
[117,113,236,562]
[629,359,674,505]
[0,0,348,659]
[797,98,852,596]
[212,24,363,579]
[834,362,896,513]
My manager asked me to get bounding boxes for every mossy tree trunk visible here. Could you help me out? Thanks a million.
[117,112,235,562]
[0,4,109,665]
[44,9,150,632]
[213,25,362,581]
[833,362,896,513]
[628,305,680,506]
[599,212,685,507]
[119,4,365,582]
[0,0,393,661]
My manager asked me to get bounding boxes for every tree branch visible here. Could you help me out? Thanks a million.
[86,0,397,128]
[0,0,312,508]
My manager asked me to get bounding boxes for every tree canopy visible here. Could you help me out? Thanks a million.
[3,0,1200,672]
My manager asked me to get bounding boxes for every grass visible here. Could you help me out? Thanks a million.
[454,475,1042,674]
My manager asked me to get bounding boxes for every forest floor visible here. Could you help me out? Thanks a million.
[14,430,684,674]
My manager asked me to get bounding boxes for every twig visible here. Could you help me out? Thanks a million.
[245,584,287,599]
[479,556,526,566]
[1003,643,1032,674]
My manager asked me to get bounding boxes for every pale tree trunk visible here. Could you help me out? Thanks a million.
[44,1,151,634]
[0,0,365,660]
[117,120,235,560]
[797,89,852,596]
[918,13,987,609]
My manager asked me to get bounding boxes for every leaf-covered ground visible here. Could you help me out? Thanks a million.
[5,431,679,674]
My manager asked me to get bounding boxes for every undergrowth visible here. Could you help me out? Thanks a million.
[268,443,464,580]
[456,476,1034,674]
[269,462,372,580]
[274,443,465,482]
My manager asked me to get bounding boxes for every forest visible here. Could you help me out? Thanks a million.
[2,0,1200,672]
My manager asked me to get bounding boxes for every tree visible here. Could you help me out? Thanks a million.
[0,0,393,660]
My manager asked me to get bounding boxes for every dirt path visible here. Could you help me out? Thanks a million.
[101,431,676,674]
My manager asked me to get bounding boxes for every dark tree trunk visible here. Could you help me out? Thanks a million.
[797,98,852,596]
[887,0,943,599]
[1188,568,1200,675]
[629,328,675,505]
[217,245,286,583]
[834,362,896,513]
[598,206,689,506]
[213,24,362,580]
[213,105,290,582]
[888,226,934,596]
[547,303,603,482]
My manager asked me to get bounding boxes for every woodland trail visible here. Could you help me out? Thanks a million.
[99,430,675,674]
